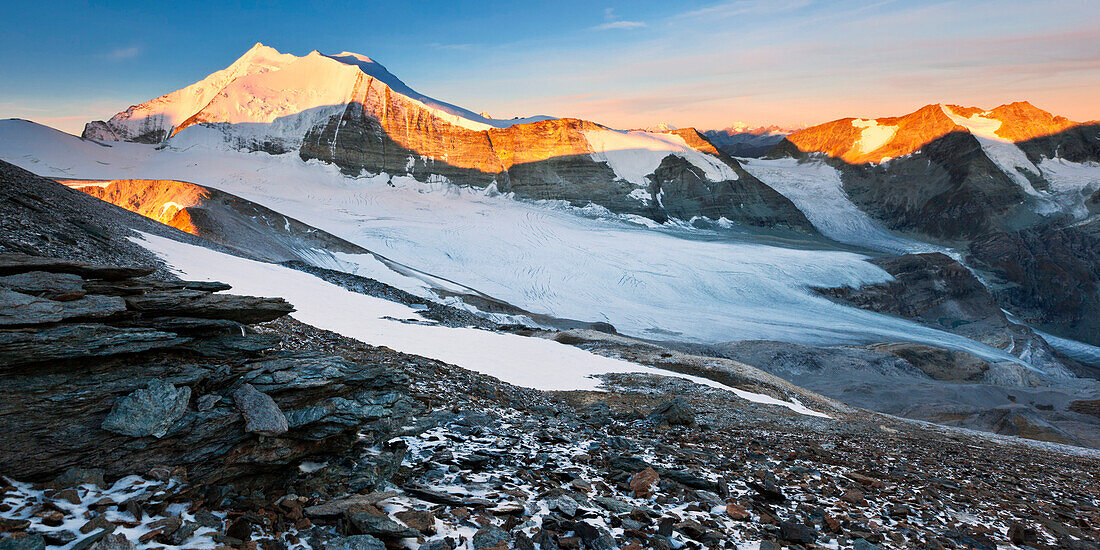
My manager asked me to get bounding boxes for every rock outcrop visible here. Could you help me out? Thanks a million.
[0,254,418,485]
[818,252,1076,378]
[967,222,1100,348]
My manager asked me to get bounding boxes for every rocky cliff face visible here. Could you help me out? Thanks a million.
[298,107,817,231]
[838,131,1038,239]
[703,125,791,158]
[773,103,1098,239]
[0,253,422,485]
[817,252,1077,378]
[967,221,1100,348]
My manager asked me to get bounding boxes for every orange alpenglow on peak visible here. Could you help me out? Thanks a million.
[785,102,1085,164]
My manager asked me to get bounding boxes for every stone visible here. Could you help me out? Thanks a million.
[197,394,221,411]
[225,517,252,542]
[853,539,885,550]
[0,254,153,280]
[592,496,632,514]
[71,527,116,550]
[841,488,866,505]
[471,525,510,550]
[550,495,579,517]
[347,513,419,540]
[0,535,45,550]
[88,534,136,550]
[305,493,398,517]
[123,291,293,324]
[649,398,695,426]
[324,535,386,550]
[0,324,188,366]
[778,520,817,544]
[746,478,785,502]
[629,467,660,498]
[725,503,750,520]
[0,271,85,300]
[52,467,106,488]
[1007,523,1038,545]
[101,380,191,438]
[233,383,288,436]
[394,510,435,534]
[0,289,125,327]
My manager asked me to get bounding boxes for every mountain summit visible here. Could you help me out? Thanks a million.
[781,102,1091,165]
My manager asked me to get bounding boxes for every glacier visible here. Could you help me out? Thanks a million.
[0,119,1026,364]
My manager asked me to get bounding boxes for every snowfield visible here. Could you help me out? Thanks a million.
[583,128,739,186]
[134,231,829,417]
[739,157,945,254]
[0,119,1027,366]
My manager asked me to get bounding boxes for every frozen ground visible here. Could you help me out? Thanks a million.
[0,119,1029,364]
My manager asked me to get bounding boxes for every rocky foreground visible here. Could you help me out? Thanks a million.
[1,255,1098,550]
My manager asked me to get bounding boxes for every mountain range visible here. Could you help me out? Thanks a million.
[3,42,1100,450]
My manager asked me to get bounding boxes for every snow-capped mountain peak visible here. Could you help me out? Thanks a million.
[84,44,558,144]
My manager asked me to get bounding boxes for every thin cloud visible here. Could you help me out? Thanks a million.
[102,46,140,60]
[678,0,814,19]
[592,8,646,30]
[428,43,473,51]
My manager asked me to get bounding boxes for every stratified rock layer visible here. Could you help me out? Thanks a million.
[0,254,418,484]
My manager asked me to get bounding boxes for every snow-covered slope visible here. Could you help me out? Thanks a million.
[0,118,1028,366]
[84,43,298,142]
[133,230,831,417]
[86,43,554,143]
[739,157,945,254]
[583,128,739,186]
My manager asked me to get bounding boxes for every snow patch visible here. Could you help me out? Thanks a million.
[941,106,1049,203]
[851,119,897,155]
[584,128,738,186]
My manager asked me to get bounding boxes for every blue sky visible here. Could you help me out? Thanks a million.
[2,0,1098,134]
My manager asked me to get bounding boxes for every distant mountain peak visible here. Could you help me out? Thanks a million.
[783,101,1083,164]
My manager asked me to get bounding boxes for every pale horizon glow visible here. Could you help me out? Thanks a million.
[1,0,1097,135]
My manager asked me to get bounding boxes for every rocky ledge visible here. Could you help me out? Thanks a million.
[0,254,420,487]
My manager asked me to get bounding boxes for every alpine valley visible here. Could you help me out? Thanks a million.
[1,42,1098,550]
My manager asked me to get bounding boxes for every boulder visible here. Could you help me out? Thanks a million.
[0,271,85,300]
[472,525,511,550]
[233,383,289,436]
[0,324,188,366]
[324,535,386,550]
[0,254,153,280]
[649,398,695,426]
[629,467,660,498]
[347,513,419,540]
[0,289,126,326]
[101,380,191,438]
